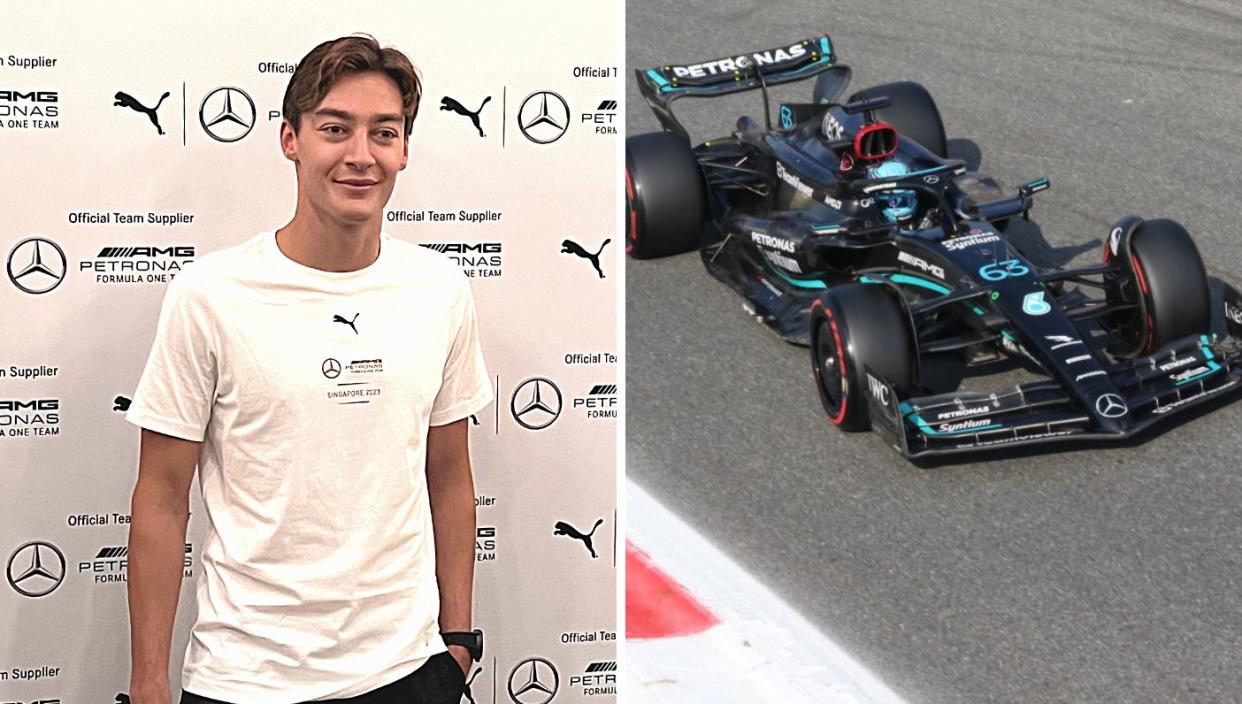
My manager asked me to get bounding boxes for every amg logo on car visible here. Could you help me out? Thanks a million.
[751,231,796,253]
[669,43,807,78]
[1224,300,1242,325]
[763,251,802,273]
[897,251,945,279]
[935,405,990,421]
[939,418,992,432]
[1158,356,1198,372]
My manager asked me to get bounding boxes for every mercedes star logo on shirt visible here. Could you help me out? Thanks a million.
[199,87,256,142]
[510,378,563,430]
[6,541,67,597]
[1095,393,1128,418]
[507,657,558,704]
[517,91,569,145]
[7,237,67,295]
[322,358,342,379]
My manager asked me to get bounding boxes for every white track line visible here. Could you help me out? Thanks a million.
[627,481,910,704]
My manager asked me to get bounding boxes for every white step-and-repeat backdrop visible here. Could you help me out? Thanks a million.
[0,3,619,703]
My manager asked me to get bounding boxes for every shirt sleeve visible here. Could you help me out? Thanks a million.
[125,271,219,441]
[429,277,493,426]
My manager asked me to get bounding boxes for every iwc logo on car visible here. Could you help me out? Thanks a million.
[0,398,60,438]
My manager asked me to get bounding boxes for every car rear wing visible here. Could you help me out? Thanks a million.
[636,35,841,137]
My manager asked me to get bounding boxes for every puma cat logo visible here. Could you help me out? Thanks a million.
[561,238,611,279]
[114,91,169,135]
[554,518,604,558]
[440,95,491,138]
[113,395,132,412]
[116,694,132,704]
[333,313,359,335]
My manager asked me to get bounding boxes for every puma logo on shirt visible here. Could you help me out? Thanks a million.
[333,313,360,334]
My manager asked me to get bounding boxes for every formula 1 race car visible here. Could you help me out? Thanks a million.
[626,34,1242,458]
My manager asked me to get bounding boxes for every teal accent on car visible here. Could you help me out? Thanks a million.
[1175,360,1223,386]
[646,70,671,91]
[765,258,827,289]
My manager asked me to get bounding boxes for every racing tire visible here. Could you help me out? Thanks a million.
[1105,218,1210,357]
[810,283,917,431]
[625,131,706,259]
[848,81,948,159]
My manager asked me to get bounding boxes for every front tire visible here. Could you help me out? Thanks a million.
[625,131,706,259]
[1104,218,1210,357]
[810,283,917,431]
[848,81,948,159]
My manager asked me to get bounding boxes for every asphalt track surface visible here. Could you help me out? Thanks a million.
[626,2,1242,701]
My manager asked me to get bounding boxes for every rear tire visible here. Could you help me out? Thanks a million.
[848,81,948,159]
[810,283,917,431]
[1105,218,1210,357]
[625,131,706,259]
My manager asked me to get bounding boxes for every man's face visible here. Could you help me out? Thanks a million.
[280,71,409,226]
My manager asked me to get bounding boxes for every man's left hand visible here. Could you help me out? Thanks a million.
[447,644,472,676]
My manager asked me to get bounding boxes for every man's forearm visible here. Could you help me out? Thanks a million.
[128,482,190,685]
[428,459,476,632]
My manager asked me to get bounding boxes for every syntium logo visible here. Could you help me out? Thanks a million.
[421,242,502,279]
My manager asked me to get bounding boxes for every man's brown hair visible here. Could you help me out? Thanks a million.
[282,34,422,136]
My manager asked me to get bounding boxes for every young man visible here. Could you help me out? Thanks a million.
[125,36,490,704]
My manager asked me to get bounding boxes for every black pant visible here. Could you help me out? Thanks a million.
[180,651,466,704]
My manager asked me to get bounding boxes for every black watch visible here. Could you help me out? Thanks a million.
[441,630,483,662]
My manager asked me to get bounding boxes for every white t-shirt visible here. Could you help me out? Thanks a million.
[126,230,492,703]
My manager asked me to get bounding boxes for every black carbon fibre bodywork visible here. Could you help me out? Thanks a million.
[632,34,1242,458]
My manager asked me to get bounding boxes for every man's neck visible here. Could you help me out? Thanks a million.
[276,207,382,273]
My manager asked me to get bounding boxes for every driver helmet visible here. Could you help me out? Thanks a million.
[869,158,917,223]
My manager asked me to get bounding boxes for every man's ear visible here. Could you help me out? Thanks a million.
[280,119,299,162]
[399,134,409,171]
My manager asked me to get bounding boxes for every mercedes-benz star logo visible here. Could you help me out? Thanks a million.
[517,91,570,144]
[510,378,563,430]
[507,657,559,704]
[199,87,256,142]
[7,541,67,597]
[7,237,67,295]
[322,358,342,379]
[1095,393,1128,418]
[924,174,940,184]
